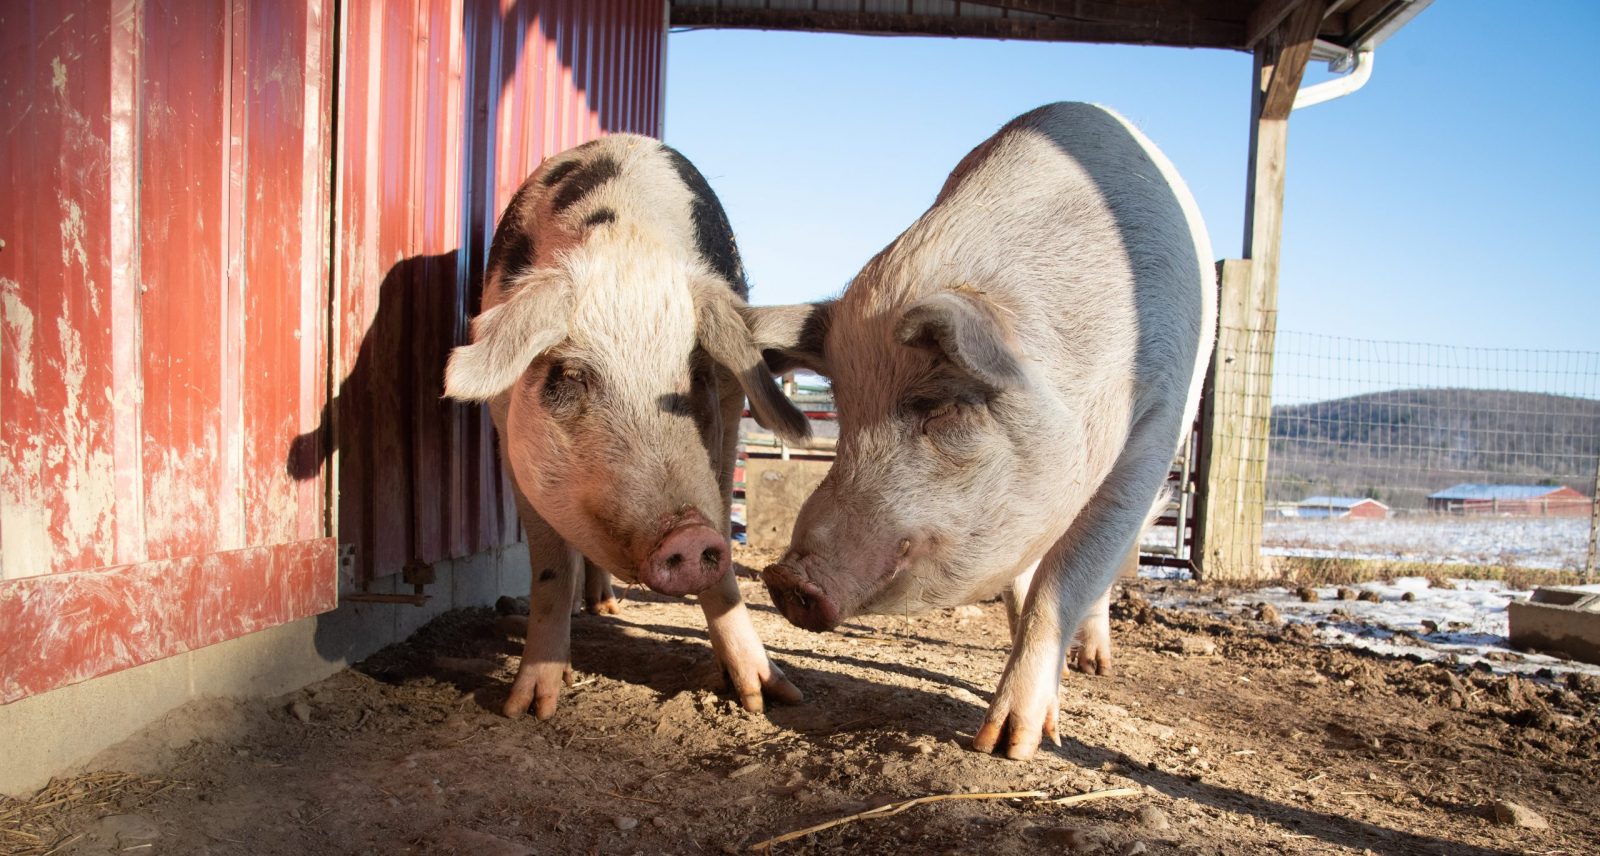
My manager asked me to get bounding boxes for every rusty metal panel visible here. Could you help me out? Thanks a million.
[0,0,336,702]
[332,0,664,583]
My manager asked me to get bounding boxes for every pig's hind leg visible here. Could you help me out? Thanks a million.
[503,494,583,720]
[974,423,1175,760]
[1005,557,1115,679]
[583,560,620,615]
[1066,546,1140,677]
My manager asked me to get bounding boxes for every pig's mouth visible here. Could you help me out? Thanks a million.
[761,561,842,632]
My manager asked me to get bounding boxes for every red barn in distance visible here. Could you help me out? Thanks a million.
[1427,484,1592,517]
[1295,496,1390,519]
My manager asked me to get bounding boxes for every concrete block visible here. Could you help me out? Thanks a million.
[1508,586,1600,666]
[744,459,831,550]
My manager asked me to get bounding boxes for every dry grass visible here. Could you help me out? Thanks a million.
[1268,555,1589,590]
[0,771,186,856]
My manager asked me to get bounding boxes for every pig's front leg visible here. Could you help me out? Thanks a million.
[504,503,583,720]
[975,451,1167,760]
[698,570,802,713]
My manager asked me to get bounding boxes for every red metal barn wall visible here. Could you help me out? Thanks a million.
[0,0,664,705]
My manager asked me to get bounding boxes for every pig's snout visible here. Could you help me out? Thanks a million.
[640,517,728,596]
[762,559,840,633]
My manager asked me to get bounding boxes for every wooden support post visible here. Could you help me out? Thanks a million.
[1193,0,1324,582]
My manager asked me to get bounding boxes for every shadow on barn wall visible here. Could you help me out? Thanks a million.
[285,0,653,594]
[286,249,472,584]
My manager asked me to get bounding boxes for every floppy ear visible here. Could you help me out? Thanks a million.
[894,291,1024,389]
[443,270,572,402]
[691,275,812,444]
[739,301,834,377]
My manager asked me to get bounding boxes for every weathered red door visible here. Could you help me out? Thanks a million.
[0,0,337,703]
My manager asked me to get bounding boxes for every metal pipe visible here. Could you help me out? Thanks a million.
[1293,49,1374,111]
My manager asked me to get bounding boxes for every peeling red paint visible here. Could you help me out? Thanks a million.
[0,538,336,703]
[1,1,335,701]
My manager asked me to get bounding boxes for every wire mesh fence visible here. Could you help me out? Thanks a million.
[1264,331,1600,574]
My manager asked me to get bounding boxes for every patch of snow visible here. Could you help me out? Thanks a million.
[1141,577,1600,679]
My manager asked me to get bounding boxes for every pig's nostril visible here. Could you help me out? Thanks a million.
[664,553,684,571]
[700,547,721,567]
[795,592,812,611]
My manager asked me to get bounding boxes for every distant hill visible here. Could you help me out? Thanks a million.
[1268,388,1600,510]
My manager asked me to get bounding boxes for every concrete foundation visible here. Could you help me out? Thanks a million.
[0,543,530,797]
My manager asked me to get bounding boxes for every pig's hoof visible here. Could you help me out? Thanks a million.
[503,661,574,721]
[972,695,1060,761]
[723,657,803,714]
[587,597,621,616]
[1066,644,1113,677]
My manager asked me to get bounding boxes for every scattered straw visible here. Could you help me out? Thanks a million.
[0,771,185,856]
[747,786,1142,852]
[748,790,1048,852]
[1045,786,1142,806]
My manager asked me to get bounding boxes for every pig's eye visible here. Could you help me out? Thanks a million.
[541,360,590,414]
[917,401,961,434]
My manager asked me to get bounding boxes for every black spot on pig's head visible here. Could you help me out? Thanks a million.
[582,208,617,228]
[550,155,621,215]
[486,182,537,293]
[659,143,747,299]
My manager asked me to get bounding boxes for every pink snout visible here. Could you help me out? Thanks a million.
[639,520,728,596]
[761,560,841,633]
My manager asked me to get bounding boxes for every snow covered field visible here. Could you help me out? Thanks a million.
[1144,516,1593,570]
[1260,516,1593,570]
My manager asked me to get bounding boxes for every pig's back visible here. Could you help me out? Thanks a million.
[918,102,1214,417]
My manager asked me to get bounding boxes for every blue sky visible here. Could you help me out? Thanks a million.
[663,2,1599,399]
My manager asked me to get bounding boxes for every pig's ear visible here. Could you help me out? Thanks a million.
[443,270,572,402]
[739,301,834,377]
[895,291,1024,389]
[692,277,812,444]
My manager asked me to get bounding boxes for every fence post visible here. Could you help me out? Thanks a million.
[1587,452,1599,581]
[1193,260,1274,580]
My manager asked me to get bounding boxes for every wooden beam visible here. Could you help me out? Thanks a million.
[1259,0,1327,120]
[1193,260,1262,581]
[669,7,1246,50]
[1245,0,1309,48]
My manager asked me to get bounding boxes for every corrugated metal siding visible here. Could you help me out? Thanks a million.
[330,0,665,583]
[0,0,337,702]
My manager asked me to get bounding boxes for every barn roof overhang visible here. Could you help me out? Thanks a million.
[668,1,1431,62]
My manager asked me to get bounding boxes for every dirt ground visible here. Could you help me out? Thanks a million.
[5,547,1598,856]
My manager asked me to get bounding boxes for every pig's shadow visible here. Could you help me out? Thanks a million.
[287,250,504,584]
[532,611,1518,856]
